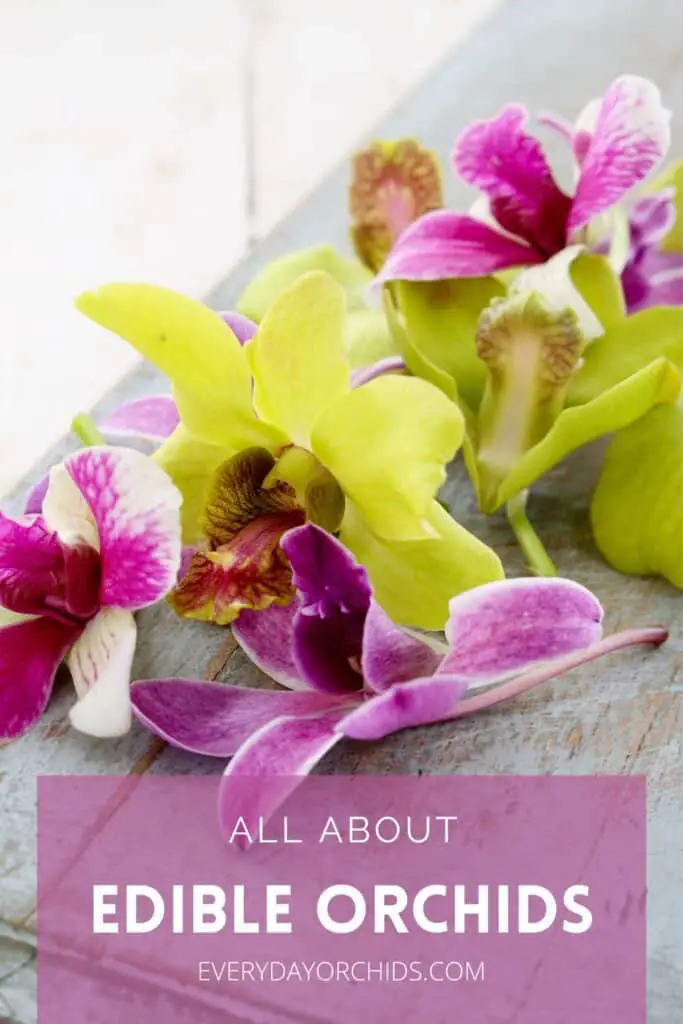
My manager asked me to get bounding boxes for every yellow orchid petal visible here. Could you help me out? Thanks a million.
[154,425,232,544]
[312,374,464,541]
[340,501,504,630]
[245,271,351,447]
[76,283,282,450]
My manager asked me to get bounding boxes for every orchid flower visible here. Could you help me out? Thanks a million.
[620,161,683,311]
[76,271,503,630]
[0,447,181,740]
[380,75,671,294]
[390,264,683,576]
[130,524,668,837]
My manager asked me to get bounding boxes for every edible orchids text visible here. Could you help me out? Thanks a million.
[93,883,592,936]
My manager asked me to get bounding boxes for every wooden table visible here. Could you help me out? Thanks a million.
[1,0,682,1019]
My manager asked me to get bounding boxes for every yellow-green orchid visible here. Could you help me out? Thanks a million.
[391,252,683,578]
[77,271,503,629]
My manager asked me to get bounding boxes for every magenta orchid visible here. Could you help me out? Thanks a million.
[620,190,683,311]
[130,524,666,837]
[380,75,671,287]
[0,447,182,740]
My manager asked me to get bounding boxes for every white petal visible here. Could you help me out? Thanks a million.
[68,607,136,737]
[42,462,100,550]
[511,245,603,341]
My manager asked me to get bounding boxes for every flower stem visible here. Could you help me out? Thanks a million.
[449,626,669,720]
[506,491,557,577]
[71,412,105,447]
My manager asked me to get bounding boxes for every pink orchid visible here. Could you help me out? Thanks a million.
[380,75,671,285]
[0,447,182,740]
[131,525,667,838]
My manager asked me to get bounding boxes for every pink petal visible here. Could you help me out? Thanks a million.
[67,607,137,737]
[350,356,406,389]
[378,210,540,283]
[132,679,348,757]
[440,578,603,684]
[0,513,66,616]
[100,396,180,444]
[453,104,571,256]
[219,311,258,344]
[24,476,49,515]
[0,616,81,740]
[569,76,672,235]
[232,601,309,691]
[218,709,348,842]
[361,599,441,693]
[339,674,468,741]
[45,447,182,610]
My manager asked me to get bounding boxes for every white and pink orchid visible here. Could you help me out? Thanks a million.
[131,524,667,838]
[0,447,182,740]
[380,75,672,290]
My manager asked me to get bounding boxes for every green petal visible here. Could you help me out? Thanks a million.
[312,374,463,542]
[384,288,458,400]
[396,276,505,407]
[569,252,626,330]
[495,358,682,508]
[76,283,280,450]
[340,501,504,630]
[591,404,683,587]
[245,271,350,447]
[154,425,232,544]
[568,306,683,406]
[237,245,372,322]
[645,158,683,253]
[347,308,398,368]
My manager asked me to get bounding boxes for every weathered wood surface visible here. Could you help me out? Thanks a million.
[1,0,682,1019]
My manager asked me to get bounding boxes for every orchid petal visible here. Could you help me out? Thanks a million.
[232,602,308,691]
[569,76,672,236]
[218,710,348,841]
[350,355,406,389]
[510,245,605,340]
[495,357,681,508]
[100,396,180,444]
[569,306,683,406]
[340,501,504,631]
[24,476,49,515]
[76,283,282,450]
[312,374,463,541]
[623,248,683,312]
[339,674,468,741]
[361,599,440,693]
[395,276,505,406]
[0,617,81,740]
[454,103,571,256]
[237,245,372,322]
[245,272,351,448]
[0,513,68,616]
[349,138,443,273]
[67,607,136,737]
[219,311,258,344]
[170,449,303,624]
[379,210,540,283]
[629,191,677,250]
[440,578,603,683]
[49,447,182,609]
[280,524,370,695]
[646,158,683,252]
[154,425,232,545]
[346,309,398,369]
[591,404,683,588]
[131,679,347,757]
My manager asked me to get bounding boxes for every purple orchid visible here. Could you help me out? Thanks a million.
[0,447,182,740]
[130,524,667,838]
[380,75,671,285]
[620,191,683,311]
